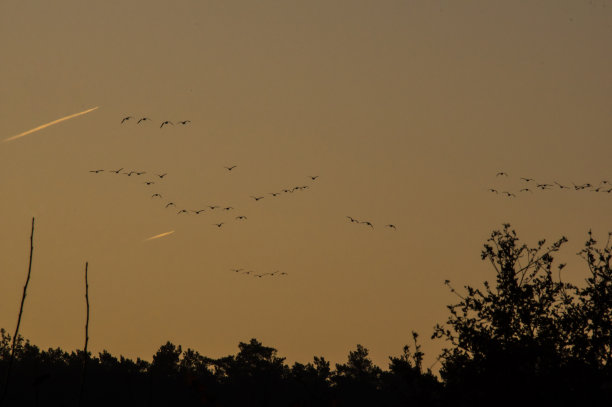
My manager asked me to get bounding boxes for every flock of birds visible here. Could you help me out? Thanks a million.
[120,116,191,128]
[489,172,612,198]
[230,268,289,279]
[88,165,319,228]
[346,216,396,230]
[86,115,402,279]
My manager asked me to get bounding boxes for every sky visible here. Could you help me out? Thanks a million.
[1,0,611,370]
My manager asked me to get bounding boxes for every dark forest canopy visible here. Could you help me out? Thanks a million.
[0,225,610,406]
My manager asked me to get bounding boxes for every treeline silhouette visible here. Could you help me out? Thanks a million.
[1,224,610,406]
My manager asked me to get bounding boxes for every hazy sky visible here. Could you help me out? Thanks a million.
[1,0,611,369]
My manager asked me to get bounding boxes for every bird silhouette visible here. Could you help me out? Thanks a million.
[251,196,264,201]
[165,202,176,208]
[152,193,162,198]
[496,172,508,177]
[554,181,569,189]
[177,209,189,215]
[519,188,532,192]
[223,207,234,211]
[268,192,280,197]
[121,116,133,124]
[137,117,150,124]
[236,215,247,220]
[191,209,206,214]
[520,177,534,182]
[231,268,243,273]
[178,120,191,125]
[309,176,319,180]
[208,205,219,210]
[347,216,358,223]
[385,224,397,229]
[213,223,224,228]
[488,189,498,194]
[361,221,374,228]
[225,165,237,171]
[135,171,146,175]
[89,169,104,173]
[144,181,155,185]
[160,121,173,128]
[111,168,124,174]
[157,173,168,179]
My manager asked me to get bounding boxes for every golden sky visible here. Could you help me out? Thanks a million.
[1,0,611,369]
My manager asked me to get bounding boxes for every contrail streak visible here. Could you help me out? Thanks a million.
[144,230,175,241]
[4,106,99,143]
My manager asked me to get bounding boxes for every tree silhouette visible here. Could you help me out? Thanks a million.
[2,224,610,405]
[433,224,611,405]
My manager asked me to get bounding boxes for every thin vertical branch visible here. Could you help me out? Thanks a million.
[1,217,35,405]
[78,262,89,406]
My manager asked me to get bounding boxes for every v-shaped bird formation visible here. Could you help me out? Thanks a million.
[85,115,402,278]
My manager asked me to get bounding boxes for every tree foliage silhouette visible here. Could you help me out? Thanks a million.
[433,224,611,405]
[1,224,610,406]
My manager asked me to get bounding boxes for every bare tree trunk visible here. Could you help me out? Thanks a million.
[1,217,35,405]
[78,262,89,406]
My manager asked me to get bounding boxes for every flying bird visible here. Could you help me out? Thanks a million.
[213,223,225,228]
[208,205,219,210]
[309,176,319,180]
[178,120,191,125]
[165,202,176,208]
[496,172,508,177]
[268,192,280,197]
[137,117,150,124]
[488,189,498,194]
[236,215,247,220]
[520,177,534,182]
[160,121,173,128]
[135,171,146,175]
[177,209,189,215]
[152,193,162,198]
[191,209,206,214]
[225,165,237,171]
[121,116,133,124]
[111,168,124,174]
[361,221,374,228]
[144,181,155,185]
[385,224,397,229]
[157,173,168,179]
[89,169,104,173]
[223,207,234,211]
[251,196,264,201]
[347,216,358,223]
[231,268,244,273]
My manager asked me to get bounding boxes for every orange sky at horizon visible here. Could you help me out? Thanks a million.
[1,0,611,370]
